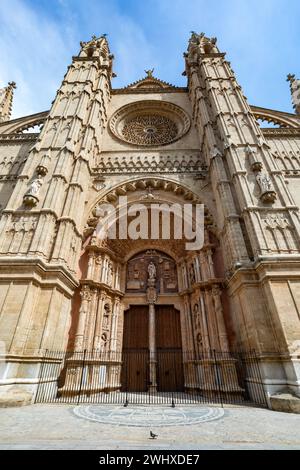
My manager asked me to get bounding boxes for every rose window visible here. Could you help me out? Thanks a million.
[109,100,191,147]
[122,115,178,146]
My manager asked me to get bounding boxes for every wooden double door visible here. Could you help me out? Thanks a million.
[121,305,184,392]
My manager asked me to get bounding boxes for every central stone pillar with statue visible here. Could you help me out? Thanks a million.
[147,261,158,393]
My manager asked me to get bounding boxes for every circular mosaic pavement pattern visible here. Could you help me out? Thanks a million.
[73,406,225,427]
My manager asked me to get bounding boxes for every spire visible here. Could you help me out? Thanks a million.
[287,74,300,114]
[78,34,115,77]
[0,81,16,122]
[183,32,220,75]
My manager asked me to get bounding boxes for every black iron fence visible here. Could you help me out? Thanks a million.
[35,349,268,407]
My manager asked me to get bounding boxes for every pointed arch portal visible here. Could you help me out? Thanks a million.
[58,177,249,399]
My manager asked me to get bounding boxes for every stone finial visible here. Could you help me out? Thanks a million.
[0,81,17,123]
[287,73,300,115]
[78,34,114,76]
[287,74,295,84]
[186,32,219,66]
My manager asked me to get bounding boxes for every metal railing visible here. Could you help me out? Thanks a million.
[35,349,268,407]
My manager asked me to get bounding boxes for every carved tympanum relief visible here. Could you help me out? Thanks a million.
[126,250,178,293]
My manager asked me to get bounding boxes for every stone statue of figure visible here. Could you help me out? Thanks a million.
[148,261,156,280]
[255,172,277,203]
[107,264,113,286]
[256,173,273,193]
[27,177,43,197]
[145,68,154,78]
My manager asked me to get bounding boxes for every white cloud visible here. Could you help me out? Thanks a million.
[0,0,298,118]
[0,0,74,118]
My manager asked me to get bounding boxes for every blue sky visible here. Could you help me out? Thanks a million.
[0,0,299,118]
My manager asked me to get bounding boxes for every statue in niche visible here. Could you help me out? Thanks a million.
[196,332,203,348]
[193,303,201,329]
[256,173,273,193]
[189,265,196,285]
[102,303,110,330]
[102,315,109,329]
[101,332,108,350]
[26,176,43,197]
[126,251,177,293]
[107,264,113,286]
[148,261,156,280]
[256,172,277,203]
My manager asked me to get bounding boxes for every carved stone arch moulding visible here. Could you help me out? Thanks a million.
[0,111,48,134]
[109,100,191,146]
[85,177,216,242]
[251,106,300,129]
[87,176,207,214]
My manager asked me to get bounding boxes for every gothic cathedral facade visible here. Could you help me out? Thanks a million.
[0,34,300,408]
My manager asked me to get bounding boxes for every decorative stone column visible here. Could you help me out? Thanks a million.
[146,261,157,393]
[211,285,229,351]
[110,297,120,352]
[199,293,210,351]
[93,290,106,350]
[74,286,91,351]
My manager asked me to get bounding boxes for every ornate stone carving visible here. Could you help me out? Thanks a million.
[246,145,263,172]
[189,264,196,285]
[81,285,92,302]
[126,250,178,294]
[148,261,156,280]
[287,74,300,115]
[95,153,206,176]
[142,186,158,200]
[109,100,191,147]
[6,216,37,233]
[122,114,177,146]
[36,164,48,177]
[23,176,43,207]
[256,172,277,203]
[107,263,113,287]
[146,285,157,304]
[146,260,157,303]
[262,213,292,230]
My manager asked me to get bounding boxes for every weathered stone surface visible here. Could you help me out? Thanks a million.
[270,393,300,414]
[0,387,32,408]
[0,33,299,408]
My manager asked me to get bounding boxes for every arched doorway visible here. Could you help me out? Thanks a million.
[121,304,184,393]
[35,178,267,406]
[121,250,184,392]
[65,178,236,400]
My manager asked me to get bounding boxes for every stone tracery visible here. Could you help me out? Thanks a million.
[122,114,178,146]
[109,100,191,147]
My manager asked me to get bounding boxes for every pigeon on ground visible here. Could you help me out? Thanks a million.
[150,431,158,439]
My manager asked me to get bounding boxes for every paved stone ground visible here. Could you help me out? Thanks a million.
[0,404,299,450]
